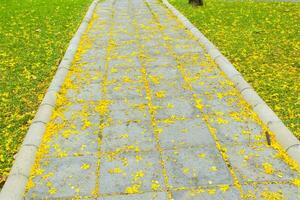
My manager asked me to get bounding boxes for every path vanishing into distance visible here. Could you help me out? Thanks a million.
[19,0,300,199]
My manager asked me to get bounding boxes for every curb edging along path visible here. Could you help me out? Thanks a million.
[0,0,99,199]
[161,0,300,164]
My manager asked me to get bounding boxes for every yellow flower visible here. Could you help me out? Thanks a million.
[210,166,218,172]
[81,163,90,170]
[219,184,229,192]
[195,99,204,110]
[292,178,300,187]
[108,167,122,174]
[125,184,141,194]
[262,162,274,174]
[155,91,166,98]
[49,187,57,195]
[198,153,206,158]
[261,190,284,200]
[151,180,160,191]
[182,167,190,174]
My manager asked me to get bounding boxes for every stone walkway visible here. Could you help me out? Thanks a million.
[25,0,300,199]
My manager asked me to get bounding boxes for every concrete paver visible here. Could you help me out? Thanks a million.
[24,0,300,199]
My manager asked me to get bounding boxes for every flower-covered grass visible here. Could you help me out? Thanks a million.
[0,0,92,186]
[169,0,300,138]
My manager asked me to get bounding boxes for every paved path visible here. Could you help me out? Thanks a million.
[25,0,300,199]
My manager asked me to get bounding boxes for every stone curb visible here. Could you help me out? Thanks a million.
[162,0,300,165]
[0,0,99,199]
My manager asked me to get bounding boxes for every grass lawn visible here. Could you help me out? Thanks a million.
[0,0,92,186]
[170,0,300,138]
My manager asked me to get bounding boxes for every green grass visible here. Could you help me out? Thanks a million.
[0,0,92,186]
[170,0,300,138]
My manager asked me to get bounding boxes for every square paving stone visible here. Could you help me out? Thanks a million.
[66,105,100,123]
[163,146,233,189]
[25,156,97,199]
[93,36,110,47]
[113,33,135,43]
[109,98,148,111]
[112,44,138,57]
[52,103,100,127]
[54,103,84,122]
[145,55,177,68]
[107,67,142,81]
[69,68,103,85]
[147,66,181,80]
[99,151,165,194]
[78,59,106,72]
[163,29,188,39]
[225,144,300,183]
[183,64,210,75]
[107,82,145,100]
[109,108,151,122]
[81,48,106,64]
[99,192,168,200]
[108,57,140,68]
[47,127,99,157]
[242,183,300,199]
[169,39,199,48]
[171,187,241,200]
[66,83,103,102]
[190,77,233,96]
[149,79,191,98]
[144,46,168,56]
[153,96,198,119]
[173,44,203,55]
[209,115,265,145]
[141,39,166,48]
[101,120,156,152]
[157,118,215,149]
[201,95,242,114]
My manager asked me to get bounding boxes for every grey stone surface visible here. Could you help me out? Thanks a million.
[107,82,145,100]
[47,128,99,157]
[109,98,148,111]
[157,118,215,149]
[146,55,177,68]
[66,83,103,102]
[153,96,198,119]
[109,108,151,122]
[147,66,181,80]
[99,151,165,194]
[25,156,97,199]
[225,144,300,183]
[209,115,265,145]
[163,146,233,188]
[102,121,156,152]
